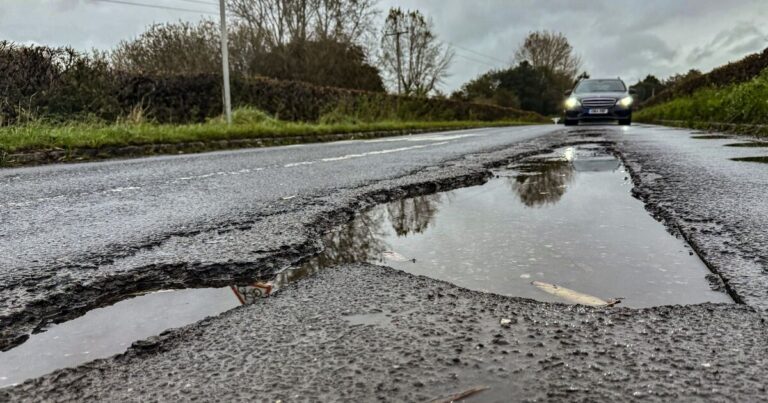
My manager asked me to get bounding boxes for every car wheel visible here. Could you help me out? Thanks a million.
[564,119,578,126]
[619,118,632,126]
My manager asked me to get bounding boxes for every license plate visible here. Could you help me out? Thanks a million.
[589,108,609,114]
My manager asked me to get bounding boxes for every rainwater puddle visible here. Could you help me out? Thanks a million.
[0,284,271,387]
[292,145,731,309]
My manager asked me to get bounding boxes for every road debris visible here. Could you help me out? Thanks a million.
[382,250,414,263]
[429,386,489,403]
[531,281,613,307]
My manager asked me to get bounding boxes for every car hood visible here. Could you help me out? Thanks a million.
[573,91,627,99]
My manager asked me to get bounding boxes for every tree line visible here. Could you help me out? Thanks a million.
[1,0,732,123]
[111,0,456,96]
[451,30,585,116]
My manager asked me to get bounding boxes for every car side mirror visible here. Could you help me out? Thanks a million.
[564,90,572,96]
[629,88,638,95]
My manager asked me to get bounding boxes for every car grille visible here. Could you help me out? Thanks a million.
[581,97,617,108]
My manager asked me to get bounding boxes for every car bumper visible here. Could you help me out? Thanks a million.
[565,107,632,121]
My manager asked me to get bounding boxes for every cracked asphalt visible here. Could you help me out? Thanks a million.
[2,124,768,401]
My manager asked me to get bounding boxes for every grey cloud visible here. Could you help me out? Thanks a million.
[687,23,767,65]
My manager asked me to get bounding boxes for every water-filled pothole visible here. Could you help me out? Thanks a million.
[0,284,271,387]
[1,144,731,386]
[295,145,729,308]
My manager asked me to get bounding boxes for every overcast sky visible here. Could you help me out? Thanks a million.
[2,0,767,91]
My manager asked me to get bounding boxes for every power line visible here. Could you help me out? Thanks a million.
[446,41,510,65]
[454,52,501,69]
[170,0,219,6]
[91,0,217,14]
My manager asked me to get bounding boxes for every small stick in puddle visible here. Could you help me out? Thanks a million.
[382,250,415,263]
[532,281,620,307]
[430,386,489,403]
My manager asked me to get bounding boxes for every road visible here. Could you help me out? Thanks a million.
[3,124,768,401]
[0,125,560,348]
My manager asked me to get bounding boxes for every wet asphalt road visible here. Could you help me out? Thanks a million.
[1,125,560,347]
[3,124,768,401]
[0,125,556,273]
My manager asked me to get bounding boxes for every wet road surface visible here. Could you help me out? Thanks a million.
[0,125,559,349]
[2,123,768,400]
[612,125,768,307]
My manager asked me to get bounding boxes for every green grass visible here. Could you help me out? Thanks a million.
[0,108,535,154]
[636,68,768,127]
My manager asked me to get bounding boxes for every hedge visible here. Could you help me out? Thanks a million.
[0,42,546,125]
[643,47,768,107]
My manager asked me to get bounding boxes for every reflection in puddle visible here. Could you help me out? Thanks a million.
[510,160,574,207]
[0,284,270,387]
[731,156,768,164]
[287,146,731,309]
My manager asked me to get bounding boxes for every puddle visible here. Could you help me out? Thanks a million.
[287,145,731,309]
[724,142,768,147]
[731,156,768,163]
[691,135,731,139]
[0,284,270,387]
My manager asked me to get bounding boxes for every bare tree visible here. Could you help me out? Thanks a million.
[514,30,582,80]
[227,0,378,49]
[379,8,454,96]
[111,21,221,75]
[313,0,379,44]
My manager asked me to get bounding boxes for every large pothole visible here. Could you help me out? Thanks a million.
[0,144,731,387]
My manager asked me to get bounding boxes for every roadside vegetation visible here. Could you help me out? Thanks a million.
[0,107,530,155]
[0,1,550,161]
[635,66,768,136]
[641,48,768,108]
[632,47,768,136]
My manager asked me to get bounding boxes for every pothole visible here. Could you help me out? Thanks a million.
[0,284,271,387]
[293,145,729,309]
[1,144,732,387]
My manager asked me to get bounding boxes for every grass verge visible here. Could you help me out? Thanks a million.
[0,108,540,166]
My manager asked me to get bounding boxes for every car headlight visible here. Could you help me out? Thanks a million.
[616,96,633,108]
[564,97,581,109]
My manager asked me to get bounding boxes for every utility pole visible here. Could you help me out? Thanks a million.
[385,30,408,95]
[219,0,232,125]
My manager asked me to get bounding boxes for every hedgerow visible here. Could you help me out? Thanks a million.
[635,67,768,125]
[643,47,768,107]
[0,42,545,126]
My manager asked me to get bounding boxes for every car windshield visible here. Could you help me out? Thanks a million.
[573,80,626,93]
